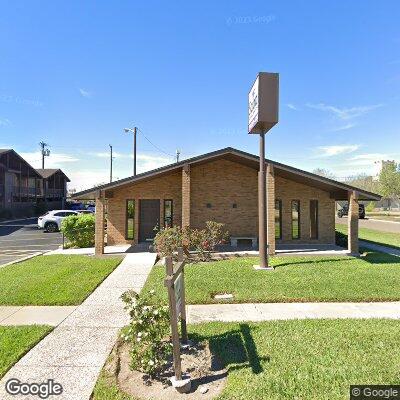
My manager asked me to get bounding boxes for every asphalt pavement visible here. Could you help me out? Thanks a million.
[0,217,62,266]
[336,216,400,233]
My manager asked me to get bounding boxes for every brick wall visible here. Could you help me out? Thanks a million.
[105,158,335,246]
[275,176,335,244]
[190,159,258,236]
[107,170,182,245]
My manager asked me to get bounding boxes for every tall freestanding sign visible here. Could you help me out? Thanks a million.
[248,72,279,269]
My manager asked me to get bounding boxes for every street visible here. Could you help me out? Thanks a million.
[0,218,62,266]
[335,216,400,234]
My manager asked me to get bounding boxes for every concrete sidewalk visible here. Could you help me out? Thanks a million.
[0,252,157,400]
[187,302,400,323]
[360,240,400,257]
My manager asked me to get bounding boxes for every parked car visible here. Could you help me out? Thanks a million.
[337,203,365,219]
[38,210,79,232]
[77,210,94,214]
[86,204,95,213]
[68,202,85,211]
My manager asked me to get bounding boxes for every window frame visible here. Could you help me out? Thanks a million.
[163,199,173,228]
[309,199,319,240]
[125,199,135,240]
[275,199,282,240]
[291,200,301,240]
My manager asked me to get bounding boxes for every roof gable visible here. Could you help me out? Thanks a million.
[72,147,381,201]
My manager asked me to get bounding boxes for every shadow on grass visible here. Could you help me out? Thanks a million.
[273,250,400,269]
[273,257,349,269]
[190,323,268,376]
[360,250,400,264]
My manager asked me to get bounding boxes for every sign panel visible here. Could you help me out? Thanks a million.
[248,72,279,134]
[248,76,260,133]
[174,273,183,317]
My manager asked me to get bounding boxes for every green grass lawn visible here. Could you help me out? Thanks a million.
[93,319,400,400]
[336,223,400,249]
[0,255,122,306]
[143,250,400,304]
[0,326,52,378]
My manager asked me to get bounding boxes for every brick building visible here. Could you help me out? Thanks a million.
[72,147,381,255]
[0,149,70,216]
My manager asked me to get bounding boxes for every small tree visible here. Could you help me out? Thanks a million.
[379,162,400,209]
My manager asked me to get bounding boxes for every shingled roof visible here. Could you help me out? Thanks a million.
[72,147,381,201]
[36,168,71,182]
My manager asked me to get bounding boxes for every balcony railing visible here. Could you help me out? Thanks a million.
[46,188,65,198]
[12,186,38,197]
[5,185,65,199]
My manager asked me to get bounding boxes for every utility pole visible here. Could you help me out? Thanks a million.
[123,127,137,176]
[39,142,50,169]
[109,144,113,182]
[133,127,137,176]
[176,149,180,163]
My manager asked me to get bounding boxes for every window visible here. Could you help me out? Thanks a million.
[310,200,318,239]
[291,200,300,239]
[126,200,135,240]
[275,199,282,239]
[164,199,173,228]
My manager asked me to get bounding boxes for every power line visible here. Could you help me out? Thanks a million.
[137,128,175,158]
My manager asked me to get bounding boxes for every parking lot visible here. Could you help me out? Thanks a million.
[0,218,62,266]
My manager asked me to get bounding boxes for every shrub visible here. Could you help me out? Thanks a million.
[153,226,183,257]
[121,289,171,377]
[0,208,13,220]
[154,221,229,260]
[335,230,347,248]
[61,214,95,248]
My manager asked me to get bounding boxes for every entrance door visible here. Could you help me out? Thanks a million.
[139,199,160,242]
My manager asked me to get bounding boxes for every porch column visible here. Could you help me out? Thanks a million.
[95,192,106,255]
[348,190,359,255]
[182,164,191,228]
[267,163,276,255]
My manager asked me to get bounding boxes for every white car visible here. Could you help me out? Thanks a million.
[38,210,79,232]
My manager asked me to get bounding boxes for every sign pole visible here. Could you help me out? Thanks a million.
[164,249,191,392]
[165,256,182,380]
[258,131,268,268]
[177,248,188,343]
[248,72,278,270]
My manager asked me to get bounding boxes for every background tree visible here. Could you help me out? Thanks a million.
[379,162,400,209]
[346,173,379,194]
[312,168,336,180]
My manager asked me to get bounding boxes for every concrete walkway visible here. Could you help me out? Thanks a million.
[187,302,400,324]
[0,306,77,326]
[360,240,400,257]
[0,252,157,400]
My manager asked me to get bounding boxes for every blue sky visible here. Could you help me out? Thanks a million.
[1,1,399,190]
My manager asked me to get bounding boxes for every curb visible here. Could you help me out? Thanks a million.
[368,218,400,224]
[0,217,37,225]
[0,252,43,269]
